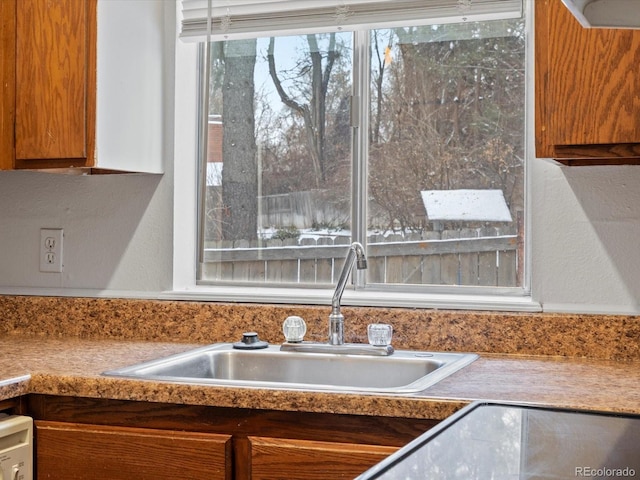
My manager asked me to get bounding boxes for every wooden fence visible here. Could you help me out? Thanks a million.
[201,231,520,287]
[257,191,346,230]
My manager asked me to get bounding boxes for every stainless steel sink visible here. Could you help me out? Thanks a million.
[103,344,477,394]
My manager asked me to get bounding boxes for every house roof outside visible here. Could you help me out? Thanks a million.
[420,189,512,222]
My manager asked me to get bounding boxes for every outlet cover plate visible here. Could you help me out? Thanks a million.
[40,228,63,273]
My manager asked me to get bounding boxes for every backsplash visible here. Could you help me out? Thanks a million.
[0,295,638,361]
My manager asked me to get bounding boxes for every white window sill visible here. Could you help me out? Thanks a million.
[159,286,541,312]
[0,285,539,312]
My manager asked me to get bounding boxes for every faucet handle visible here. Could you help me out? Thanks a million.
[367,324,393,346]
[283,316,307,343]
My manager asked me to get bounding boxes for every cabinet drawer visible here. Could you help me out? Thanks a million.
[35,421,232,480]
[247,436,397,480]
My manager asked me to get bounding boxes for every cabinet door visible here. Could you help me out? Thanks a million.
[0,0,15,170]
[14,0,96,169]
[535,0,640,162]
[247,436,397,480]
[35,421,232,480]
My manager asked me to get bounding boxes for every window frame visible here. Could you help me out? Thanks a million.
[168,0,538,312]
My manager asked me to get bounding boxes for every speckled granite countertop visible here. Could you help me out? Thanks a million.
[1,296,639,420]
[1,335,639,420]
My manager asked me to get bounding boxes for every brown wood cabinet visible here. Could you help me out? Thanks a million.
[1,0,96,170]
[246,436,397,480]
[36,421,232,480]
[0,0,16,171]
[1,0,165,174]
[15,0,96,168]
[27,395,438,480]
[535,0,640,164]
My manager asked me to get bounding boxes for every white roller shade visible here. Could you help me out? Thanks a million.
[180,0,523,41]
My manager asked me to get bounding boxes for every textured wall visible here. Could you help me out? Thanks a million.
[1,0,640,314]
[531,160,640,313]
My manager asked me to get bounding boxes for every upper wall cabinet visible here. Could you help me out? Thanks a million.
[0,0,167,173]
[15,0,95,170]
[535,0,640,165]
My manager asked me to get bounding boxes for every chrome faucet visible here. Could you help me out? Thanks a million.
[329,242,367,345]
[280,241,394,356]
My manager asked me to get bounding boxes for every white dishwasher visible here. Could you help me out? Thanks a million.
[0,415,32,480]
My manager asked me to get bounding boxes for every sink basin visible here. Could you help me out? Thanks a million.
[103,344,477,394]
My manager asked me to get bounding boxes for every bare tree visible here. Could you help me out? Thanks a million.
[371,30,393,145]
[221,39,258,241]
[369,21,525,232]
[267,34,339,187]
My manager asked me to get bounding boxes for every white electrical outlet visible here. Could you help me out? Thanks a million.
[40,228,64,273]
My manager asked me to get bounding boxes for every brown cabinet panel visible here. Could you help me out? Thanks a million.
[2,0,162,172]
[28,396,440,480]
[535,0,640,163]
[26,395,437,447]
[0,0,15,170]
[35,420,232,480]
[14,0,96,168]
[247,436,397,480]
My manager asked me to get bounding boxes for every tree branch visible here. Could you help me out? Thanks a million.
[267,37,304,114]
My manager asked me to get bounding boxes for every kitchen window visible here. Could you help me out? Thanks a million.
[174,0,533,309]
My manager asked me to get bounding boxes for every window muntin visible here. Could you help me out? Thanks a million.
[198,18,526,291]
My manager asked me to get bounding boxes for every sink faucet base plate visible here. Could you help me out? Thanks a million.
[280,342,394,356]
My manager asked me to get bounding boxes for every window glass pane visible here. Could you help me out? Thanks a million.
[367,19,525,287]
[201,33,354,284]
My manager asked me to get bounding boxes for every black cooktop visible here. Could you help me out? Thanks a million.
[357,401,640,479]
